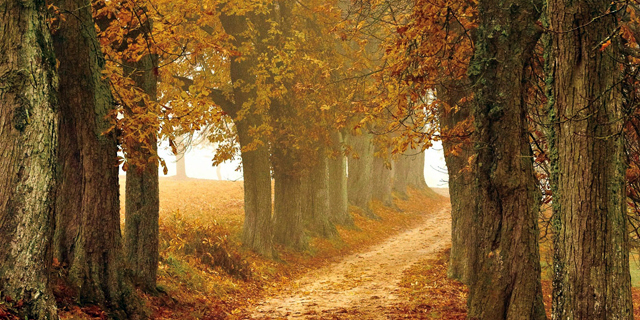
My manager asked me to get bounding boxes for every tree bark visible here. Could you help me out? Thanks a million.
[548,1,632,318]
[328,130,353,226]
[219,11,274,257]
[174,135,188,180]
[237,120,274,257]
[392,155,410,199]
[272,143,306,250]
[122,10,160,292]
[437,80,475,285]
[347,132,378,218]
[52,0,134,314]
[303,149,338,239]
[406,152,428,189]
[372,156,394,207]
[466,0,546,318]
[0,1,59,318]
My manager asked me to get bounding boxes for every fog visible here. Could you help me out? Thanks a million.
[136,141,450,188]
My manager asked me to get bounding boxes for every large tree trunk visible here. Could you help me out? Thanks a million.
[437,81,475,285]
[0,2,59,318]
[303,149,338,239]
[122,11,160,292]
[220,10,274,257]
[347,132,377,218]
[466,0,546,318]
[548,1,632,318]
[52,0,134,314]
[328,130,353,226]
[272,145,306,250]
[237,120,273,257]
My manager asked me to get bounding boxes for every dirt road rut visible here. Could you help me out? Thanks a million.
[250,206,452,319]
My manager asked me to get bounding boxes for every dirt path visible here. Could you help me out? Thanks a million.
[250,205,452,319]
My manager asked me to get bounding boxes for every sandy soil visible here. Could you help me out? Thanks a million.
[249,205,452,319]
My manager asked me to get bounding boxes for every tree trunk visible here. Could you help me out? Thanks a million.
[220,10,274,257]
[466,0,546,318]
[437,81,475,285]
[347,132,378,218]
[328,130,353,226]
[122,12,160,292]
[303,149,339,239]
[237,120,273,257]
[392,155,410,199]
[0,1,59,318]
[272,145,306,250]
[406,152,428,189]
[52,0,134,314]
[174,136,187,180]
[548,1,632,317]
[372,156,395,207]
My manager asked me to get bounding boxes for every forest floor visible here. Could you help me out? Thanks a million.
[54,179,640,320]
[249,205,452,319]
[95,178,454,320]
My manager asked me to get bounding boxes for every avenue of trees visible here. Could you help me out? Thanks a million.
[2,0,640,320]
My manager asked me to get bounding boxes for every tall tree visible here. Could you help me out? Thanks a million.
[438,80,475,285]
[347,132,378,218]
[372,157,394,206]
[302,148,339,239]
[120,5,160,292]
[466,0,546,317]
[328,130,354,226]
[547,0,633,317]
[52,0,135,314]
[0,1,59,318]
[218,8,274,257]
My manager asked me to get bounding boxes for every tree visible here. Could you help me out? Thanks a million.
[547,0,633,317]
[218,6,274,257]
[466,0,546,317]
[437,80,475,285]
[372,154,395,207]
[347,131,378,218]
[52,0,136,314]
[118,4,161,292]
[0,1,59,318]
[327,130,354,226]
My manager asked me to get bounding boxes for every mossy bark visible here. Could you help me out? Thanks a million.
[548,0,632,318]
[0,1,59,318]
[52,0,136,315]
[467,0,546,318]
[122,10,160,292]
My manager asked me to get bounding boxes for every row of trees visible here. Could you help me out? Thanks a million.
[0,0,430,318]
[9,0,637,318]
[366,0,638,319]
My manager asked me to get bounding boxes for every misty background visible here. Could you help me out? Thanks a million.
[122,141,450,188]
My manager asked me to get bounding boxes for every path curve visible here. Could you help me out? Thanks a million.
[250,205,452,319]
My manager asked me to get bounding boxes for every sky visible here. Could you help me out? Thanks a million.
[143,141,450,188]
